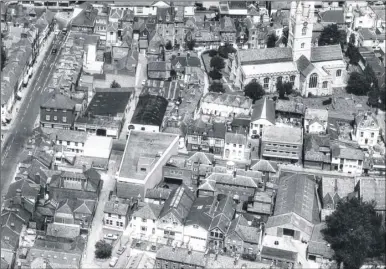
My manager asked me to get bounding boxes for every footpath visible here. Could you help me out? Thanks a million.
[1,32,55,152]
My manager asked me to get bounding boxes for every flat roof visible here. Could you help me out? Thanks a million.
[262,126,303,144]
[118,131,178,180]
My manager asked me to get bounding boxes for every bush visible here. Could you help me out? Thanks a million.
[208,70,222,80]
[110,80,121,88]
[165,40,173,50]
[210,56,225,70]
[209,82,225,93]
[322,98,332,105]
[208,49,218,57]
[308,92,314,98]
[95,240,112,259]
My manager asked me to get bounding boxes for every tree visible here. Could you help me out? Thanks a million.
[322,197,385,269]
[368,90,380,107]
[380,86,386,110]
[110,80,121,88]
[165,40,173,50]
[244,80,265,103]
[208,82,225,93]
[349,33,356,45]
[282,27,289,47]
[364,65,379,90]
[208,70,222,80]
[208,49,218,57]
[277,80,285,99]
[318,24,347,48]
[283,82,293,95]
[346,72,372,96]
[210,56,225,70]
[170,69,177,79]
[267,33,277,48]
[186,39,196,50]
[345,43,360,65]
[1,45,6,70]
[95,240,113,259]
[218,44,236,59]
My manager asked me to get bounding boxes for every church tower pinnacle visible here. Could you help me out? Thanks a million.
[289,1,315,61]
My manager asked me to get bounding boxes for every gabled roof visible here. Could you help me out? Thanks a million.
[320,10,344,24]
[322,176,355,202]
[131,95,168,127]
[145,188,172,200]
[251,97,275,123]
[359,177,386,211]
[46,222,80,239]
[227,216,260,244]
[311,45,343,63]
[41,93,76,110]
[185,196,215,229]
[133,203,163,220]
[308,223,334,259]
[250,159,278,173]
[159,185,195,223]
[274,173,320,224]
[296,55,315,77]
[239,47,292,65]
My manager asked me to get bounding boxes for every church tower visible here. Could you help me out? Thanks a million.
[289,1,315,61]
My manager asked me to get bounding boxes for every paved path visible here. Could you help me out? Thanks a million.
[0,31,63,198]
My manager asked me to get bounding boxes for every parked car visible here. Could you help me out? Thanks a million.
[141,79,146,86]
[104,234,118,240]
[117,246,126,255]
[109,257,118,267]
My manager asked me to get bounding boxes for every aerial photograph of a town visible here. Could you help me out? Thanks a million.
[0,0,385,268]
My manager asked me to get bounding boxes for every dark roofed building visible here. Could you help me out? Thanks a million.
[304,134,332,171]
[310,45,343,62]
[155,246,206,269]
[265,172,320,241]
[85,87,133,117]
[307,223,334,263]
[129,95,168,133]
[71,5,98,34]
[40,93,77,129]
[239,47,293,65]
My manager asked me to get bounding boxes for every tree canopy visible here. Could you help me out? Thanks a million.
[208,49,218,57]
[210,55,225,70]
[345,43,361,65]
[1,45,6,70]
[244,80,265,103]
[282,28,289,47]
[318,24,347,48]
[277,80,293,99]
[208,70,223,80]
[208,82,225,93]
[346,72,374,96]
[186,39,196,51]
[267,33,277,48]
[218,44,236,59]
[110,80,121,88]
[95,240,113,259]
[322,197,385,269]
[165,40,173,50]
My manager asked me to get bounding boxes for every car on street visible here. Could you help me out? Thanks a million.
[51,45,57,54]
[141,79,146,86]
[109,257,118,267]
[117,246,126,255]
[104,234,118,240]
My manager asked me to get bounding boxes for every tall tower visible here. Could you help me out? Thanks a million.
[289,1,315,61]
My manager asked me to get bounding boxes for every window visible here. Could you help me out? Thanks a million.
[46,115,50,121]
[301,43,305,48]
[141,226,147,231]
[173,221,178,226]
[360,132,364,137]
[75,142,78,146]
[67,141,70,146]
[63,109,67,113]
[142,218,147,222]
[62,117,67,122]
[233,144,236,147]
[309,73,318,88]
[118,215,121,219]
[336,69,342,77]
[263,77,270,89]
[302,27,307,35]
[371,132,374,138]
[116,221,120,226]
[54,116,57,121]
[46,108,51,112]
[108,213,111,217]
[322,81,328,88]
[290,75,296,86]
[120,222,123,227]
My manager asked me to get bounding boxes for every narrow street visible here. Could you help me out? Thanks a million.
[1,32,63,197]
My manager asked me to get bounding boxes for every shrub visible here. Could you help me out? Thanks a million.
[95,240,112,259]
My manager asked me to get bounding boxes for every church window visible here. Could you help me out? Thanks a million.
[336,69,342,77]
[322,81,328,88]
[309,73,318,88]
[290,75,296,86]
[263,77,270,89]
[301,43,305,48]
[302,27,307,35]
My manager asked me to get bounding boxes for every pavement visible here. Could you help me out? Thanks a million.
[0,31,64,198]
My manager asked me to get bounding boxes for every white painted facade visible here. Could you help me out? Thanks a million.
[103,211,127,231]
[157,212,184,242]
[331,156,363,175]
[250,118,274,137]
[128,123,160,133]
[183,224,208,252]
[131,215,157,239]
[223,141,247,161]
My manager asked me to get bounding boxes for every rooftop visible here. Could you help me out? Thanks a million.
[130,95,168,127]
[251,97,275,123]
[305,108,329,122]
[311,45,343,63]
[239,47,292,65]
[118,131,179,180]
[41,93,76,110]
[359,177,386,211]
[308,223,334,259]
[202,92,252,110]
[262,126,302,144]
[156,246,206,267]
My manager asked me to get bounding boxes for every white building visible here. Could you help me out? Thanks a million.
[131,203,163,240]
[353,111,380,148]
[83,43,104,74]
[83,136,113,159]
[116,131,179,200]
[304,108,328,134]
[223,132,248,161]
[103,197,130,231]
[249,97,275,138]
[197,93,252,119]
[41,128,88,155]
[331,144,364,175]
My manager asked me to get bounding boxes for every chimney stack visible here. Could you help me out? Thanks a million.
[16,189,22,197]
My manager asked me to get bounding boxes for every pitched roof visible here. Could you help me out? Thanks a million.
[320,10,344,24]
[296,55,315,77]
[225,132,247,145]
[156,246,206,267]
[145,188,172,200]
[46,222,80,239]
[159,185,195,223]
[239,47,292,65]
[250,159,278,173]
[227,216,260,244]
[104,198,130,216]
[262,126,303,144]
[185,196,215,229]
[202,92,252,110]
[359,177,386,211]
[310,45,343,62]
[131,95,168,127]
[41,93,76,110]
[322,177,356,201]
[251,97,275,123]
[275,99,305,115]
[308,223,334,259]
[305,108,329,122]
[133,203,163,220]
[274,173,320,224]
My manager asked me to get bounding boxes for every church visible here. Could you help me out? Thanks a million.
[231,1,347,97]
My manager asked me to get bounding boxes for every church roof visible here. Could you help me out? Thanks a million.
[296,55,315,77]
[239,47,292,65]
[311,45,343,62]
